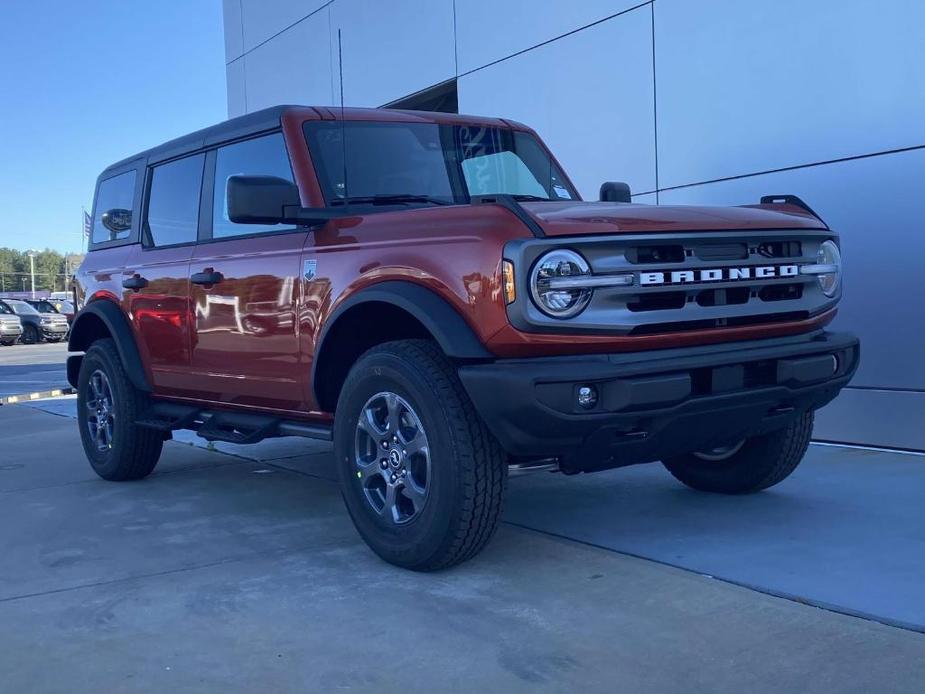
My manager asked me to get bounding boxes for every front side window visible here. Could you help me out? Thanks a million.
[92,170,136,244]
[145,154,204,247]
[304,121,577,206]
[213,133,295,239]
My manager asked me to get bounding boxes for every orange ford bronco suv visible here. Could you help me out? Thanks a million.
[69,106,859,570]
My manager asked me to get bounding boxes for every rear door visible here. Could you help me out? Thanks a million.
[186,132,308,412]
[124,153,205,396]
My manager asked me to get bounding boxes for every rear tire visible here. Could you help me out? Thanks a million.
[334,339,507,571]
[20,324,40,344]
[662,411,813,494]
[77,338,163,481]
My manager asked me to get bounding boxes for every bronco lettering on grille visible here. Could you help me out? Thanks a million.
[639,265,799,286]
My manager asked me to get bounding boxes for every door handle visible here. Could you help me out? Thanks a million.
[191,269,224,286]
[122,275,148,290]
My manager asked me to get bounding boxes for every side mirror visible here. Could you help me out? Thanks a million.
[227,175,301,225]
[599,181,632,203]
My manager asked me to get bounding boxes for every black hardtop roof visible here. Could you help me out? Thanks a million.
[98,105,518,179]
[101,105,299,176]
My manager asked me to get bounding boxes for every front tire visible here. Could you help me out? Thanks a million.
[77,338,163,481]
[334,340,507,571]
[20,324,40,344]
[662,411,813,494]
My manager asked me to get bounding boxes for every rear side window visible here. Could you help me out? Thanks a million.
[212,133,294,239]
[92,171,136,244]
[145,154,205,247]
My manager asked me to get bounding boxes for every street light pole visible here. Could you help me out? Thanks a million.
[27,250,37,299]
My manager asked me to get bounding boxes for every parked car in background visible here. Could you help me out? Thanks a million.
[0,298,69,344]
[26,298,76,327]
[0,301,23,346]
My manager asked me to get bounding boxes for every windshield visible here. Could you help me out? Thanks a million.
[4,299,39,315]
[304,121,578,206]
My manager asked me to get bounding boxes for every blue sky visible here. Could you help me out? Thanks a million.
[0,1,227,253]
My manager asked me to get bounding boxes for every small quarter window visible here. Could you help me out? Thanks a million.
[145,154,204,247]
[213,133,295,239]
[92,170,136,244]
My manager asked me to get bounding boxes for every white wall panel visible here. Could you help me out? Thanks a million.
[655,0,925,188]
[240,0,329,53]
[455,0,643,74]
[222,0,244,62]
[226,59,247,118]
[330,0,455,107]
[458,7,656,199]
[244,7,334,112]
[659,147,925,392]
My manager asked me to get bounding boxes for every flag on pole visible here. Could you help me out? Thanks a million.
[82,209,92,238]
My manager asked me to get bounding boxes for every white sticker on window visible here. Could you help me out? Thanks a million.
[553,184,572,200]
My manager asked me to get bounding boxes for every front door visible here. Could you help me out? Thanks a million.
[186,133,308,412]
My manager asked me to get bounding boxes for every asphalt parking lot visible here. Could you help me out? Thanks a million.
[1,345,924,691]
[0,342,70,398]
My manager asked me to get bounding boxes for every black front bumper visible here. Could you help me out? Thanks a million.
[458,331,859,474]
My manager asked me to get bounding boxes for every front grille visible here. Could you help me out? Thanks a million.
[508,228,838,335]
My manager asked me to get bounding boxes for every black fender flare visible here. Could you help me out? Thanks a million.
[67,299,151,392]
[311,281,491,402]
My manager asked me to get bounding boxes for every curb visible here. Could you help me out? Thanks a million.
[0,387,76,406]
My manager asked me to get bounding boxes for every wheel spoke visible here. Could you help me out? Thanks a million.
[385,393,402,434]
[357,458,383,481]
[383,483,399,523]
[400,479,426,513]
[402,429,428,458]
[357,407,386,439]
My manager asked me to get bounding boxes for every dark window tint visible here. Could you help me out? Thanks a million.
[213,133,294,239]
[145,154,204,247]
[307,122,455,203]
[304,121,578,206]
[92,170,136,244]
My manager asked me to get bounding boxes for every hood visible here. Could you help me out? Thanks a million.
[519,201,825,237]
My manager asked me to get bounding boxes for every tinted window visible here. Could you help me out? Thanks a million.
[145,154,204,247]
[304,122,577,205]
[307,122,454,202]
[92,170,136,244]
[213,133,294,239]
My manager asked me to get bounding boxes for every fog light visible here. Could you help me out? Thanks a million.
[577,385,598,409]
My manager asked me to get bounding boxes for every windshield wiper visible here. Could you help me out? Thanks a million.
[510,194,552,202]
[331,194,451,207]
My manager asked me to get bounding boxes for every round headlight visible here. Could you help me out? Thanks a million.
[817,240,841,297]
[529,249,592,318]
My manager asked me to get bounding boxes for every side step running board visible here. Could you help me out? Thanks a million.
[136,401,332,444]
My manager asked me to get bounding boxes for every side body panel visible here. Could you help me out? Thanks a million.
[122,244,194,395]
[187,232,309,412]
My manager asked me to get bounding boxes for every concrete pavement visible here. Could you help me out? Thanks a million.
[1,403,924,692]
